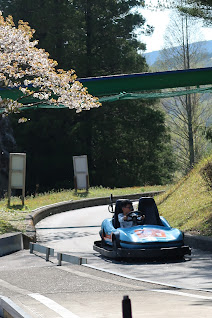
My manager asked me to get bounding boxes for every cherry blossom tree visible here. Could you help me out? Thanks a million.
[0,13,101,119]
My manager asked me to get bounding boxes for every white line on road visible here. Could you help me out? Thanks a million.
[84,264,212,297]
[29,293,80,318]
[152,289,212,300]
[84,264,182,289]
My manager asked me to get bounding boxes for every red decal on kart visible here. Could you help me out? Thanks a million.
[134,229,166,238]
[104,233,112,241]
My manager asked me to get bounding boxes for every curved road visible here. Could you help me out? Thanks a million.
[36,205,212,292]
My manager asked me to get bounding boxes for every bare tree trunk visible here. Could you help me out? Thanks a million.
[157,10,211,172]
[182,13,195,168]
[185,15,195,168]
[186,94,195,168]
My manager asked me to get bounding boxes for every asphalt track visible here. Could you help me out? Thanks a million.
[36,205,212,291]
[1,204,212,317]
[1,250,212,318]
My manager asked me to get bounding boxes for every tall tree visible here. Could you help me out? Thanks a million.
[153,12,212,172]
[0,0,150,76]
[0,0,75,70]
[0,13,100,116]
[146,1,211,26]
[0,12,100,195]
[178,0,212,25]
[10,100,175,191]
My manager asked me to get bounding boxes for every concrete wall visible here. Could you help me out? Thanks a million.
[0,296,32,318]
[0,232,23,257]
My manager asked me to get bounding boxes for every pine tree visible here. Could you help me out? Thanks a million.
[0,0,149,76]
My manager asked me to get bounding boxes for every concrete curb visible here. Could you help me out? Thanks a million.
[0,295,32,318]
[184,233,212,252]
[0,232,23,257]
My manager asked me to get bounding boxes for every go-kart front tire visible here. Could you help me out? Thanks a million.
[112,234,121,251]
[100,229,106,247]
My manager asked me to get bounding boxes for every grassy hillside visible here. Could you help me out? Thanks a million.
[155,155,212,236]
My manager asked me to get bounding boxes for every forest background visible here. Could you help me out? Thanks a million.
[0,0,211,195]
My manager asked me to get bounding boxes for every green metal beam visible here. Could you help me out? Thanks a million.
[79,67,212,97]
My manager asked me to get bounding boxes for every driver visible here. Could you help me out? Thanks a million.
[118,199,134,228]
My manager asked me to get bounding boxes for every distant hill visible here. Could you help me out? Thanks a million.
[144,40,212,67]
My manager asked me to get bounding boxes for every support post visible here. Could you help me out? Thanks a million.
[46,247,50,261]
[86,175,89,191]
[29,242,33,254]
[74,176,77,192]
[57,253,62,266]
[122,295,132,318]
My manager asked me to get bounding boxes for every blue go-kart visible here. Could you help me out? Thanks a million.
[93,196,191,259]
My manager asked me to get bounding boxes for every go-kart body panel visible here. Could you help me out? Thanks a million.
[94,219,191,259]
[101,217,184,249]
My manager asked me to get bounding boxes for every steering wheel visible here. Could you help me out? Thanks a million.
[127,210,145,225]
[126,210,141,217]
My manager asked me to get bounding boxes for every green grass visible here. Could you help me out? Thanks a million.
[0,185,166,235]
[155,155,212,236]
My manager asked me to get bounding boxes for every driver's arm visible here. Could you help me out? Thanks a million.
[118,213,126,228]
[123,214,129,221]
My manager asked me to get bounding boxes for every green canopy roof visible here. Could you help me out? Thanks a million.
[0,67,212,112]
[79,67,212,97]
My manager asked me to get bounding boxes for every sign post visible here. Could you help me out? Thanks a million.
[73,155,89,191]
[8,153,26,206]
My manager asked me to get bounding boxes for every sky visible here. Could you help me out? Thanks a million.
[137,2,212,53]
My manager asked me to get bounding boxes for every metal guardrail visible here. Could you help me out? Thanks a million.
[57,252,87,266]
[29,242,87,265]
[29,242,54,261]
